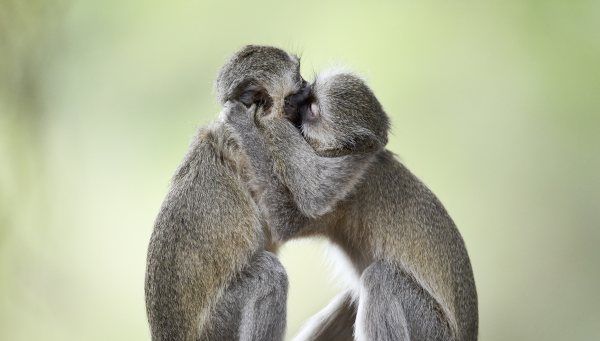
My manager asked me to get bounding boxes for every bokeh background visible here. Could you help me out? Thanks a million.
[1,0,599,340]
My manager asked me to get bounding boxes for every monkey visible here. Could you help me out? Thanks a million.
[145,45,306,341]
[224,69,478,341]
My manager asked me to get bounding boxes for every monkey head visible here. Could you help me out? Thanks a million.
[285,70,390,157]
[216,45,305,117]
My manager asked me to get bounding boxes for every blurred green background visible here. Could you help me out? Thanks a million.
[1,0,599,340]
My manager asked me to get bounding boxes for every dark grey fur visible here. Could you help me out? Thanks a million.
[224,70,478,341]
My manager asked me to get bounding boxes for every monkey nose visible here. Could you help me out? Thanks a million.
[284,84,312,117]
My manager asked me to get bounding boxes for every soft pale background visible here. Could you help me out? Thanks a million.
[1,0,599,340]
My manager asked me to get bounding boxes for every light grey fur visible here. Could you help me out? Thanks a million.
[145,45,303,341]
[225,70,478,341]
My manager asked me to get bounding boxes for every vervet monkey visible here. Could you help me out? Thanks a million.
[145,45,304,341]
[225,70,478,341]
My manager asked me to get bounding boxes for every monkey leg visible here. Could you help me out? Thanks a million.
[201,251,288,341]
[292,290,357,341]
[237,251,288,341]
[355,261,453,341]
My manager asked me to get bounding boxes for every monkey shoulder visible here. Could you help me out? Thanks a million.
[151,122,263,259]
[344,150,455,229]
[159,123,258,227]
[196,123,245,168]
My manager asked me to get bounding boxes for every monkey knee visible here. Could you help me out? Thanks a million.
[251,251,289,293]
[360,261,400,295]
[265,259,288,294]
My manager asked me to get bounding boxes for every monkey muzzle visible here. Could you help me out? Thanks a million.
[284,83,318,129]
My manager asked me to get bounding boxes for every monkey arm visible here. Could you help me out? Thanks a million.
[223,102,273,184]
[224,102,366,235]
[259,117,372,219]
[224,102,314,241]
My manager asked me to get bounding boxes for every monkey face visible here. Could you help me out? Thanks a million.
[283,80,312,128]
[286,70,390,157]
[216,45,305,117]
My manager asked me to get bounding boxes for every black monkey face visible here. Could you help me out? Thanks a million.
[283,80,315,129]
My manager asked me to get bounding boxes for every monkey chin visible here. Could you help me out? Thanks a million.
[284,109,303,131]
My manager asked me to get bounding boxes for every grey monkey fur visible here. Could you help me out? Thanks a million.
[224,69,478,341]
[145,45,303,341]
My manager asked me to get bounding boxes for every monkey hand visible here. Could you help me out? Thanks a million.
[257,113,306,154]
[222,101,260,138]
[223,100,250,124]
[250,104,269,131]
